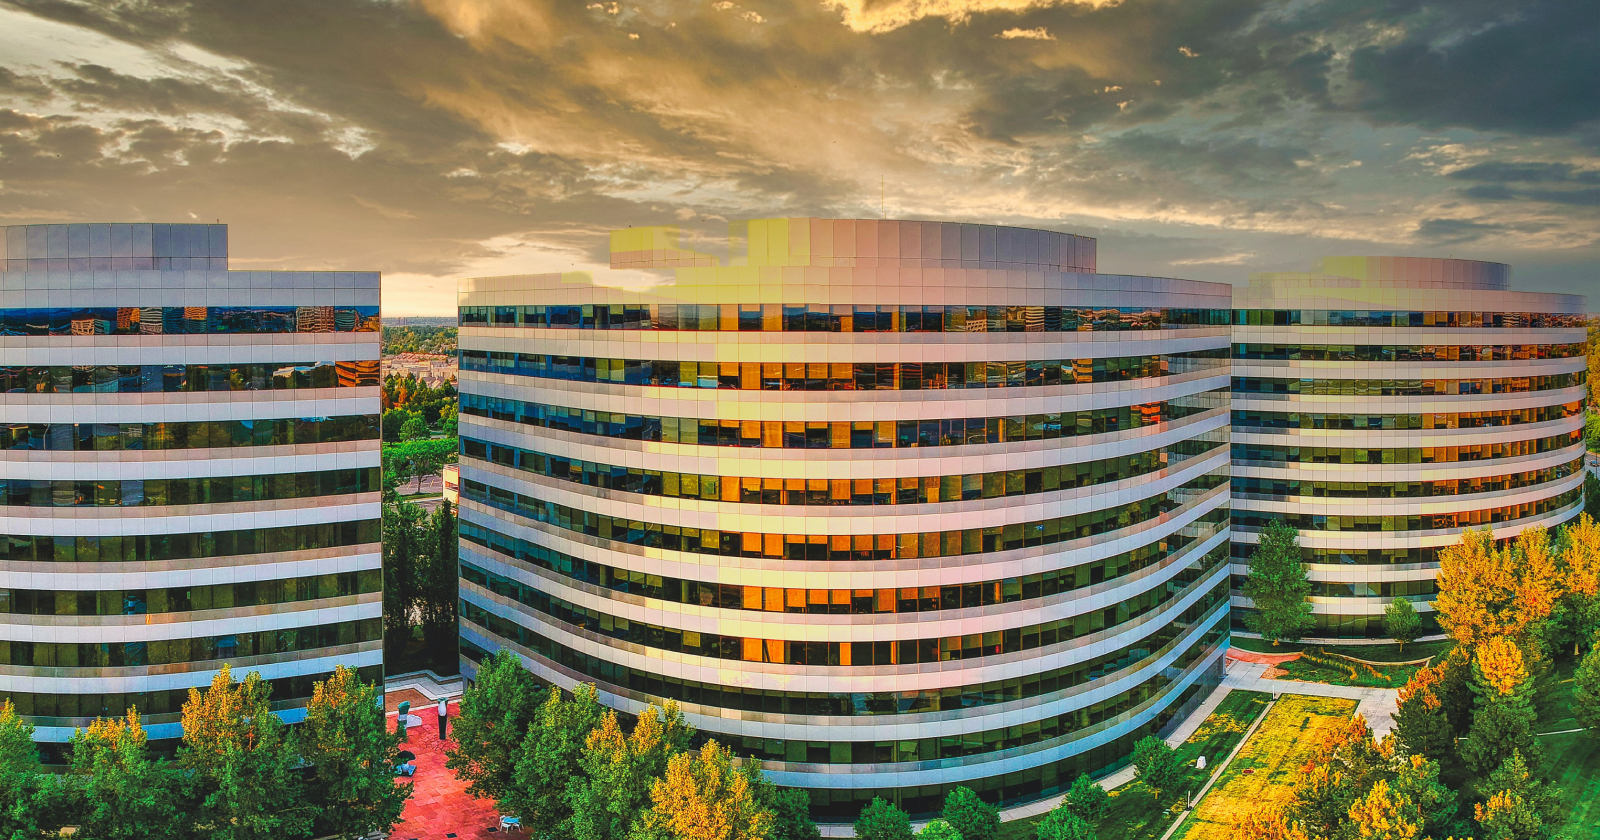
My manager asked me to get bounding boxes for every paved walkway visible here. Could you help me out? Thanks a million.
[1220,657,1400,740]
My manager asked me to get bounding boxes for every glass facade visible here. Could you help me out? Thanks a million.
[458,217,1232,817]
[1229,257,1588,638]
[0,222,382,742]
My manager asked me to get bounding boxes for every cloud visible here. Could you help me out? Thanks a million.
[998,27,1054,40]
[819,0,1122,34]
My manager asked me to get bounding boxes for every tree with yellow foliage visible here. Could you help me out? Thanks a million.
[1234,807,1312,840]
[1347,779,1420,840]
[1559,514,1600,653]
[569,702,696,840]
[298,665,411,839]
[630,740,774,840]
[178,664,314,840]
[1460,638,1541,776]
[1434,528,1559,650]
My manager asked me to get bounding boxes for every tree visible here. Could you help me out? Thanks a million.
[759,787,820,840]
[1242,520,1314,645]
[506,684,606,837]
[1460,637,1541,775]
[0,700,48,839]
[399,415,429,441]
[1476,750,1561,837]
[1062,773,1109,822]
[1434,528,1558,649]
[853,798,914,840]
[632,740,774,840]
[382,497,427,657]
[569,703,695,840]
[1390,754,1459,838]
[1561,514,1600,653]
[1346,779,1420,840]
[178,665,314,840]
[1286,715,1388,836]
[941,786,998,840]
[1586,470,1600,521]
[1130,736,1183,802]
[446,649,545,801]
[917,819,963,840]
[418,500,460,664]
[1576,643,1600,733]
[1036,806,1095,840]
[1385,598,1422,653]
[67,709,183,839]
[298,665,411,839]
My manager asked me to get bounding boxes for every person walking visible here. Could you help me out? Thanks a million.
[437,698,448,740]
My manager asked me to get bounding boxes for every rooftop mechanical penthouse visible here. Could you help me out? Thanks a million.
[457,218,1233,818]
[0,223,383,747]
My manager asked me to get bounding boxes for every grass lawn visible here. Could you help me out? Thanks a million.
[1231,635,1452,663]
[1275,650,1421,688]
[1535,661,1600,837]
[996,691,1272,840]
[1174,694,1358,840]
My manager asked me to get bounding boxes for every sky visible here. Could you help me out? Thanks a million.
[0,0,1596,315]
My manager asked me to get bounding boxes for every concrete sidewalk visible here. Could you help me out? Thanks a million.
[1220,659,1400,740]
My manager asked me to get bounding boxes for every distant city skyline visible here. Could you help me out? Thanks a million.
[0,1,1596,315]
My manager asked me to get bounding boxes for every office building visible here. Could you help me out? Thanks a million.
[1231,257,1588,636]
[457,218,1232,817]
[0,222,383,743]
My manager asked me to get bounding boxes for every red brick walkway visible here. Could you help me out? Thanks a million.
[386,689,505,840]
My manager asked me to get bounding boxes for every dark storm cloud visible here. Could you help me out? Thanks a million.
[1347,1,1600,136]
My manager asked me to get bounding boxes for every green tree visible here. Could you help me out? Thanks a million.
[761,787,820,840]
[382,497,426,657]
[853,798,914,840]
[1385,597,1422,653]
[917,819,963,840]
[1242,520,1314,645]
[298,666,411,839]
[0,700,48,839]
[178,665,314,840]
[1037,805,1096,840]
[382,408,417,442]
[399,415,429,441]
[630,740,773,840]
[446,649,545,801]
[418,500,460,664]
[1587,470,1600,521]
[569,703,695,840]
[1476,750,1561,836]
[941,787,998,840]
[67,709,183,839]
[505,684,606,837]
[1460,638,1541,776]
[1130,736,1184,802]
[1390,754,1459,838]
[1345,779,1419,840]
[1576,642,1600,732]
[1062,773,1109,822]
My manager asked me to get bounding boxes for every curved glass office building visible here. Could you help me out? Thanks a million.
[1231,257,1588,637]
[457,218,1232,817]
[0,223,383,746]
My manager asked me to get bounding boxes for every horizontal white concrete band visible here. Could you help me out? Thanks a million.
[0,499,377,536]
[0,549,380,590]
[462,446,1228,537]
[457,481,1228,588]
[1232,444,1584,482]
[0,449,379,481]
[1226,562,1442,584]
[1231,356,1584,380]
[1232,471,1583,517]
[0,599,381,643]
[1231,499,1583,549]
[1230,327,1589,344]
[462,371,1227,422]
[0,645,384,698]
[462,407,1228,474]
[466,528,1227,642]
[487,601,1228,743]
[0,393,380,424]
[0,439,380,466]
[467,410,1228,477]
[460,559,1229,696]
[1233,593,1435,617]
[474,331,1230,363]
